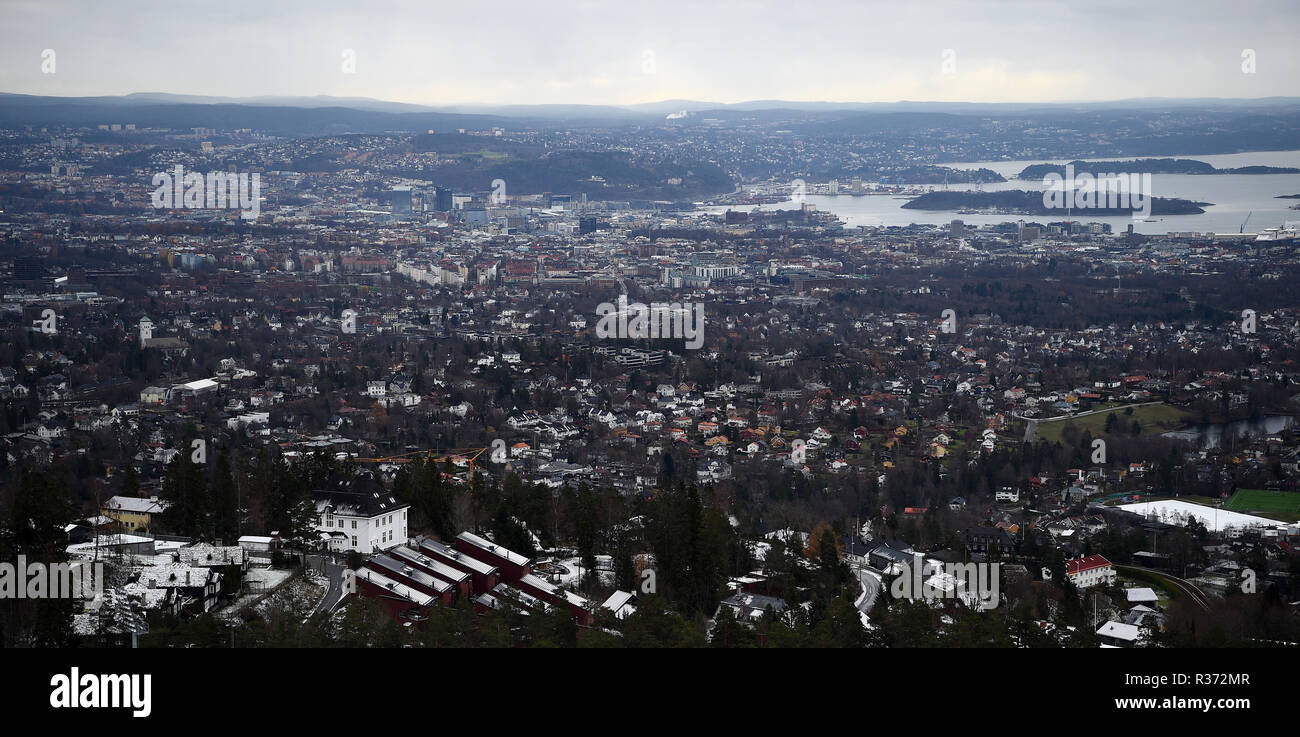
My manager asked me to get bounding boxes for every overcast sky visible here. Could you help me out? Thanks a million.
[2,0,1297,106]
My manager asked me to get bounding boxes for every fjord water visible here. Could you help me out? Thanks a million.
[728,150,1300,234]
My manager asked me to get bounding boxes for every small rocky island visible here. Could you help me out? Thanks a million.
[1017,158,1300,179]
[901,189,1209,215]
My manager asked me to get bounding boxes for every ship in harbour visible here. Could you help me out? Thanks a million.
[1255,222,1299,244]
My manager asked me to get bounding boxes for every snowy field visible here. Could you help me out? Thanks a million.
[1118,500,1282,532]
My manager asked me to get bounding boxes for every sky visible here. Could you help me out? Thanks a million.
[1,0,1297,106]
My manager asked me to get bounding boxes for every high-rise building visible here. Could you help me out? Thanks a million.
[13,257,44,281]
[434,187,453,212]
[391,186,412,214]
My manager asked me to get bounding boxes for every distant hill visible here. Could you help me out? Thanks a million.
[4,92,1300,127]
[407,150,731,200]
[0,95,514,136]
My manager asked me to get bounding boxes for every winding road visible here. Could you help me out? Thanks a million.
[851,564,882,617]
[307,553,350,616]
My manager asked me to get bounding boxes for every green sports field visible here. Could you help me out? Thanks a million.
[1224,488,1300,522]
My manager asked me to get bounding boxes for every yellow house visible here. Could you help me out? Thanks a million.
[102,495,167,532]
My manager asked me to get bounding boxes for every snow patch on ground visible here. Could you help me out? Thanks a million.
[246,571,323,621]
[1118,499,1283,532]
[545,556,615,588]
[215,567,297,622]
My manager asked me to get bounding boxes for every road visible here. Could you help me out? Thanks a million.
[307,553,350,616]
[851,564,882,616]
[1023,419,1037,443]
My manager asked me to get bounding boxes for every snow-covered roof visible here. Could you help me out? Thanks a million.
[103,496,167,514]
[1096,621,1140,642]
[457,530,531,566]
[1125,587,1159,603]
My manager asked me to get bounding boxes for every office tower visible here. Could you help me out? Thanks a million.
[434,187,453,212]
[391,186,412,214]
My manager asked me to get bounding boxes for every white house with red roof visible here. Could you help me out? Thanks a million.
[1066,554,1116,588]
